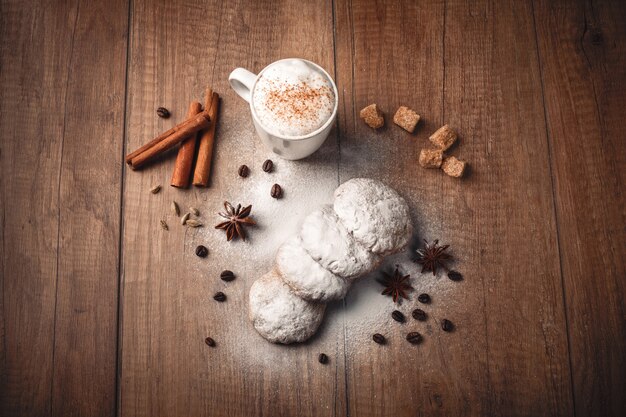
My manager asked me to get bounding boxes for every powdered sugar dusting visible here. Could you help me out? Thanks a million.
[176,128,450,364]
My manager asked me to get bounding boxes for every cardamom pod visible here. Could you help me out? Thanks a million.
[150,185,161,194]
[185,219,203,228]
[160,220,168,231]
[181,213,190,225]
[171,201,180,216]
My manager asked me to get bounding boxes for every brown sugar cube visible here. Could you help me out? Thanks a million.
[359,104,384,129]
[441,156,467,178]
[419,148,443,168]
[429,125,457,151]
[393,106,421,132]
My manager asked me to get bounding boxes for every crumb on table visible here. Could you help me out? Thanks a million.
[419,148,443,168]
[429,125,457,150]
[393,106,420,132]
[360,104,385,129]
[441,156,467,177]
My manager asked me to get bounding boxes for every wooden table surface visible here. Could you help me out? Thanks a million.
[1,0,624,416]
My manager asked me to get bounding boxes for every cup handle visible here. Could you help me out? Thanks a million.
[228,68,257,103]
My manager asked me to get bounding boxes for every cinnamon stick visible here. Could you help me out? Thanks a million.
[128,110,210,169]
[170,101,204,188]
[126,111,207,164]
[192,89,220,187]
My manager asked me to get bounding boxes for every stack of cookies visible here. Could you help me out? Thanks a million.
[248,178,413,344]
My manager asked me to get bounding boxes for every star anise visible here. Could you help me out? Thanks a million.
[215,201,256,241]
[415,239,452,276]
[378,266,413,303]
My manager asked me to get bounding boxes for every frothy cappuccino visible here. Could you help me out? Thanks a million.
[252,60,336,137]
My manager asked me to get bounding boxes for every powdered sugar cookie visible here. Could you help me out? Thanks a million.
[249,269,326,344]
[333,178,412,255]
[276,236,351,302]
[299,205,381,280]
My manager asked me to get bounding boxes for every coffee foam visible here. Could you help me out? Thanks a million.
[252,60,335,137]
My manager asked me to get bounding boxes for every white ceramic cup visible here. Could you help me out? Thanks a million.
[228,58,338,160]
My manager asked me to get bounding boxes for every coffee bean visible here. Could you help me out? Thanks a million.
[412,308,427,321]
[195,245,208,258]
[262,159,274,173]
[318,353,329,364]
[213,292,226,302]
[271,184,283,199]
[406,331,423,344]
[238,164,250,178]
[156,107,170,118]
[372,333,386,344]
[205,337,216,347]
[441,319,454,332]
[448,270,463,281]
[418,293,431,304]
[391,310,405,323]
[220,270,235,282]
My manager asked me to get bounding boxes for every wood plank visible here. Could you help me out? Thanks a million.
[49,0,129,415]
[533,0,626,415]
[119,0,343,416]
[0,0,128,416]
[442,0,574,414]
[334,0,574,415]
[0,1,62,414]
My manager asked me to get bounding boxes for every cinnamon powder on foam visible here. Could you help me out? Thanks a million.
[254,77,334,137]
[265,81,332,124]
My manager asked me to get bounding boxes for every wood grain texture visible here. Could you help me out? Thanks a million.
[2,0,625,416]
[533,0,626,415]
[0,1,63,414]
[0,0,128,416]
[442,0,574,415]
[49,0,129,414]
[334,0,573,415]
[119,0,343,416]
